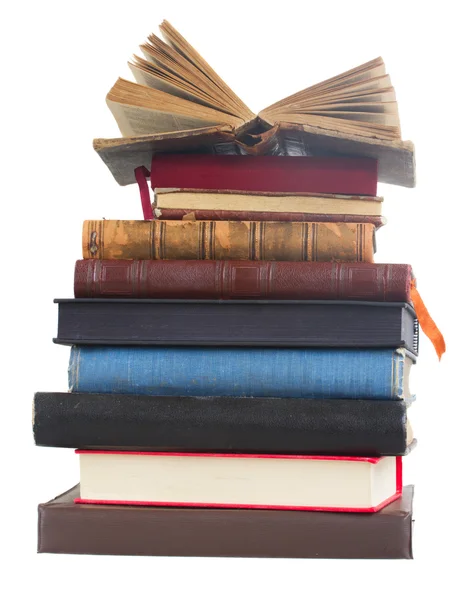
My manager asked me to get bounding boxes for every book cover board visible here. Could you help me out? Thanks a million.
[33,392,415,455]
[54,299,419,353]
[74,260,412,302]
[67,346,415,401]
[38,484,414,558]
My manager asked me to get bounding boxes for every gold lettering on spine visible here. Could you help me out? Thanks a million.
[203,221,212,259]
[254,222,262,261]
[306,223,313,261]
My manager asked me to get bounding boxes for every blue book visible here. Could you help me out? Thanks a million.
[68,347,414,400]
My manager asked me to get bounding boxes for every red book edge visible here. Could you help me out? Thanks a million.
[74,454,402,513]
[75,450,383,462]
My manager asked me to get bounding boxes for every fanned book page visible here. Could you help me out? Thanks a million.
[107,20,400,141]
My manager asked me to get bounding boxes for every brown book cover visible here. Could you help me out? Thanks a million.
[37,484,414,558]
[74,260,410,300]
[83,220,375,262]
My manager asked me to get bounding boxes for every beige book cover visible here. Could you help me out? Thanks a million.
[154,189,383,216]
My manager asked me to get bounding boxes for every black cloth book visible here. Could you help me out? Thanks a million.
[33,392,415,455]
[53,299,419,353]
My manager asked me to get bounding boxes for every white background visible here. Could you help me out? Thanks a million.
[2,0,470,597]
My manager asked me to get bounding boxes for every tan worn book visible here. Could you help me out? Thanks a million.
[108,21,399,140]
[94,21,415,188]
[154,189,383,217]
[83,220,375,262]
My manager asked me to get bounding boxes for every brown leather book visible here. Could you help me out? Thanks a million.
[37,484,414,558]
[83,220,375,261]
[74,261,411,300]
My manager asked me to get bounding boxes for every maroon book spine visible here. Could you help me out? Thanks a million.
[150,155,378,196]
[74,260,412,301]
[157,208,385,227]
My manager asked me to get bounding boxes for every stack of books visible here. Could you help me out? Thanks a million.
[34,21,444,559]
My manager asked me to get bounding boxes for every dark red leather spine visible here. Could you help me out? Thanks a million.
[150,155,378,195]
[157,209,385,227]
[74,260,412,301]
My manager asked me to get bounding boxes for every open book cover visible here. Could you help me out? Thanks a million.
[94,21,415,187]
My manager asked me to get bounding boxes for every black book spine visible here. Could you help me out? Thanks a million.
[53,299,419,354]
[33,392,410,455]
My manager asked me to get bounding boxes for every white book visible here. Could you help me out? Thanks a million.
[77,451,402,513]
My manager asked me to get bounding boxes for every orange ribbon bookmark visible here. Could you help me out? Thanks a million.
[410,280,446,360]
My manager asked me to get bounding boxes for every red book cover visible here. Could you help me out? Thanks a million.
[74,260,412,302]
[75,451,402,513]
[150,155,378,196]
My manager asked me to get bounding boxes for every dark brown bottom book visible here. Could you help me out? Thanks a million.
[37,484,414,559]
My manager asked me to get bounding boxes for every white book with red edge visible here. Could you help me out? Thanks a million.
[76,451,402,513]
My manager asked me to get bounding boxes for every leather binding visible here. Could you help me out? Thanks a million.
[38,484,414,558]
[74,260,411,301]
[156,209,386,227]
[54,299,419,353]
[149,155,378,196]
[82,220,375,262]
[33,392,415,455]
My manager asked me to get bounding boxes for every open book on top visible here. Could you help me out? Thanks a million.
[95,21,415,188]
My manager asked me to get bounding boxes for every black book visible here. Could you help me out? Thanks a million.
[33,392,415,455]
[53,299,419,353]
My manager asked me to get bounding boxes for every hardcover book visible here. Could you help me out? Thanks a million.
[149,155,379,196]
[153,189,383,216]
[53,299,419,353]
[94,21,415,188]
[74,260,413,302]
[37,484,414,558]
[68,347,415,401]
[83,219,375,261]
[33,392,415,455]
[76,451,403,513]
